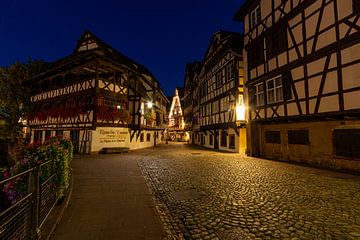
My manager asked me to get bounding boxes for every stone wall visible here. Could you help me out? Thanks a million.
[258,120,360,173]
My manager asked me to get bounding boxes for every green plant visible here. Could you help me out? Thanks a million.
[1,136,73,204]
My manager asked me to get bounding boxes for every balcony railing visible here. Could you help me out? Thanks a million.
[0,160,67,240]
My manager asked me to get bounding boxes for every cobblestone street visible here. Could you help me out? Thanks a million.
[138,143,360,240]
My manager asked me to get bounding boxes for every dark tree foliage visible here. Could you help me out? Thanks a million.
[0,59,48,140]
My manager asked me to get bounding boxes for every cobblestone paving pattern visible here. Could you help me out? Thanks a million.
[138,143,360,240]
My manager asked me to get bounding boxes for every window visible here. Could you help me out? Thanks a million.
[222,68,226,84]
[288,130,310,145]
[266,77,283,104]
[146,133,151,142]
[255,83,265,106]
[56,130,63,137]
[229,134,235,149]
[34,130,42,143]
[247,39,265,68]
[226,63,235,82]
[216,71,222,87]
[250,6,261,29]
[354,0,360,13]
[221,131,227,147]
[45,130,52,141]
[140,133,144,142]
[212,101,219,114]
[209,135,213,145]
[334,129,360,158]
[220,96,230,112]
[265,131,281,144]
[206,104,212,116]
[266,23,288,59]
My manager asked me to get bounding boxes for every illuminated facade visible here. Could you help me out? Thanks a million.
[235,0,360,172]
[27,31,169,153]
[167,88,186,141]
[181,62,202,144]
[183,31,247,153]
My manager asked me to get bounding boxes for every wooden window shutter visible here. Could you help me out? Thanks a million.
[282,72,292,100]
[257,40,265,64]
[248,86,256,107]
[266,33,274,59]
[354,0,360,13]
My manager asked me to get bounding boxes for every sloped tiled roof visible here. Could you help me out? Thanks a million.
[233,0,258,21]
[75,31,153,76]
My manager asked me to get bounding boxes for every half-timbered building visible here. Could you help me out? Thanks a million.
[27,31,169,153]
[181,62,202,143]
[235,0,360,172]
[167,87,186,141]
[197,31,246,153]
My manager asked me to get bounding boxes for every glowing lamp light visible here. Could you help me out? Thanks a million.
[236,105,246,121]
[147,101,153,109]
[117,105,121,110]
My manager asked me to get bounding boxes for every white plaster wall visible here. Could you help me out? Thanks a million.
[91,127,162,153]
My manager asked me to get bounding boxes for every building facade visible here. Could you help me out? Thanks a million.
[167,87,187,141]
[184,31,247,153]
[181,62,202,144]
[235,0,360,172]
[27,32,169,154]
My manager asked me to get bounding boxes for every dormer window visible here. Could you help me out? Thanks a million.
[250,6,261,29]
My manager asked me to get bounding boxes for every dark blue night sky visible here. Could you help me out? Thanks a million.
[0,0,244,96]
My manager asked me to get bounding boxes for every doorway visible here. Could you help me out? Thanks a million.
[214,130,219,150]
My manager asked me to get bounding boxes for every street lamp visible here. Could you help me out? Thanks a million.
[236,95,246,121]
[147,101,153,109]
[236,105,246,121]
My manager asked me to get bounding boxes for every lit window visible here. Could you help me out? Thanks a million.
[266,77,283,104]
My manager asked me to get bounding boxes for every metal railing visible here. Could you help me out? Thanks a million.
[0,160,58,240]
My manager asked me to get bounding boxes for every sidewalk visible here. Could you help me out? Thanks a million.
[52,152,165,240]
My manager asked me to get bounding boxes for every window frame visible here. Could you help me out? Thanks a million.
[265,131,281,144]
[226,63,235,82]
[250,5,261,29]
[220,96,230,112]
[255,83,265,106]
[146,133,151,142]
[216,71,222,87]
[212,100,219,114]
[333,129,360,159]
[266,76,283,104]
[229,134,235,149]
[288,130,310,145]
